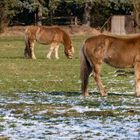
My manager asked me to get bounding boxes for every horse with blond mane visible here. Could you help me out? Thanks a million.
[80,34,140,97]
[24,25,74,59]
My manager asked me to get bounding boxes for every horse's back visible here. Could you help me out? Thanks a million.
[106,35,140,68]
[83,34,140,68]
[84,34,140,52]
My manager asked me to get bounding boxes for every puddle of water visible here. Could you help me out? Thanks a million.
[0,92,140,140]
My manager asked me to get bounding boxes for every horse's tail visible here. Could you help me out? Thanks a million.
[80,43,92,89]
[24,27,31,58]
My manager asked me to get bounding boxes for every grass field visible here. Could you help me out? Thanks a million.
[0,35,135,94]
[1,35,140,140]
[0,35,88,93]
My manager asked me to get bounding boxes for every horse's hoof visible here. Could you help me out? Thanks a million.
[47,56,51,59]
[135,94,140,97]
[101,93,107,97]
[82,92,90,97]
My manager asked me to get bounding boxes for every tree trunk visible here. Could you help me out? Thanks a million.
[83,2,92,26]
[36,3,43,25]
[0,1,8,32]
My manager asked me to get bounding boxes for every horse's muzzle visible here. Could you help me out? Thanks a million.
[66,55,72,59]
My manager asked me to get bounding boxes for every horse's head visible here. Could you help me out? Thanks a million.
[62,30,74,58]
[64,45,74,59]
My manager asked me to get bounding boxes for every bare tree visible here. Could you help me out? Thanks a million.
[34,0,45,25]
[0,1,6,32]
[83,1,92,26]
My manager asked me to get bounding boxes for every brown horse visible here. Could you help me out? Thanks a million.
[24,25,74,59]
[80,34,140,97]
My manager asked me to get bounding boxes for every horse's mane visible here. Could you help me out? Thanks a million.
[101,33,140,40]
[62,30,71,45]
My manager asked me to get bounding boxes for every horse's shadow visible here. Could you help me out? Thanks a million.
[25,90,134,97]
[0,56,24,59]
[26,91,81,97]
[0,56,46,60]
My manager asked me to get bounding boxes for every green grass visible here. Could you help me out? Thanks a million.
[0,36,87,93]
[0,35,134,94]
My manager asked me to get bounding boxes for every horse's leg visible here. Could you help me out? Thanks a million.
[24,46,29,58]
[24,40,31,58]
[134,61,140,97]
[93,63,107,96]
[47,44,55,59]
[54,44,59,59]
[30,41,36,59]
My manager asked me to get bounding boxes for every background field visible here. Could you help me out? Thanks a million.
[0,34,140,140]
[0,35,135,94]
[0,36,85,93]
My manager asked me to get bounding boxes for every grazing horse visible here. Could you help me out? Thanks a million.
[80,34,140,97]
[24,25,74,59]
